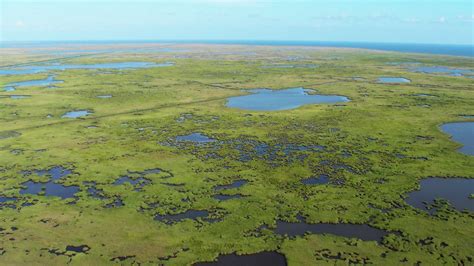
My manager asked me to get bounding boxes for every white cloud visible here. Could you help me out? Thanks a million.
[402,18,421,23]
[15,20,25,27]
[457,14,474,22]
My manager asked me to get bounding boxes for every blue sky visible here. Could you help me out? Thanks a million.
[1,0,473,44]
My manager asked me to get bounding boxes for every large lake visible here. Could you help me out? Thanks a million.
[226,88,349,111]
[441,122,474,156]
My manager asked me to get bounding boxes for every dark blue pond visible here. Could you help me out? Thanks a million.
[214,180,247,190]
[441,122,474,155]
[405,177,474,213]
[66,245,90,253]
[0,196,17,203]
[20,166,78,199]
[274,217,390,243]
[378,77,411,83]
[213,194,243,201]
[0,62,174,75]
[20,181,79,199]
[226,88,349,111]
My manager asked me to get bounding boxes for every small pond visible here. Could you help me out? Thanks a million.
[405,177,474,213]
[213,194,243,201]
[0,62,174,75]
[96,95,113,99]
[214,180,247,190]
[378,77,411,83]
[440,122,474,155]
[226,88,349,111]
[176,133,216,143]
[62,110,92,118]
[66,245,90,253]
[195,251,287,266]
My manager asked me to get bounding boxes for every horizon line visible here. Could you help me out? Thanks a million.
[1,39,473,46]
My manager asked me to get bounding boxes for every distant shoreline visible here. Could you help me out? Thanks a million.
[1,40,473,57]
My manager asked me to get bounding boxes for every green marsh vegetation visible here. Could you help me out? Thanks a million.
[0,44,473,265]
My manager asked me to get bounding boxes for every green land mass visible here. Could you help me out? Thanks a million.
[0,44,473,265]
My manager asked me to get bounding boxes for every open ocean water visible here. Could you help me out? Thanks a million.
[1,40,473,57]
